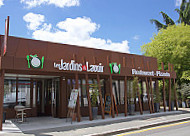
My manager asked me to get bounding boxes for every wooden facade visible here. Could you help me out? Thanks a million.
[0,35,178,130]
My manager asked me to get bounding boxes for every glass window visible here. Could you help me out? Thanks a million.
[82,79,88,107]
[18,80,30,107]
[120,81,125,104]
[142,81,148,102]
[78,79,82,106]
[4,79,16,106]
[112,80,119,105]
[100,79,105,103]
[127,80,134,103]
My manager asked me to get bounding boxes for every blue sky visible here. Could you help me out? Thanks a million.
[0,0,182,55]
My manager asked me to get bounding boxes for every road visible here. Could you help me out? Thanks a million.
[116,120,190,136]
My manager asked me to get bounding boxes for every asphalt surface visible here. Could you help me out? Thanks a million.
[116,120,190,136]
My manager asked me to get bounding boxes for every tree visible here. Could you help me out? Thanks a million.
[175,0,190,25]
[151,0,190,30]
[150,11,175,30]
[141,24,190,84]
[177,83,190,101]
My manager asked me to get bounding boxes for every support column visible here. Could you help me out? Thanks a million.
[149,78,155,113]
[109,75,115,118]
[118,80,121,105]
[173,79,178,111]
[163,78,166,112]
[0,70,5,131]
[75,73,81,122]
[85,74,92,120]
[145,77,152,114]
[162,62,166,112]
[97,74,105,119]
[124,77,128,116]
[155,80,160,112]
[30,79,33,108]
[16,77,18,105]
[168,78,171,111]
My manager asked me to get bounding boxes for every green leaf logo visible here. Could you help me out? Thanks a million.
[109,63,121,74]
[26,54,44,69]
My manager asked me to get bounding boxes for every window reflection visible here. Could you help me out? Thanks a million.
[4,79,36,108]
[18,81,30,106]
[4,80,16,106]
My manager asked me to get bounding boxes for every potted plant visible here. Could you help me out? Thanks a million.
[128,77,138,115]
[153,82,160,112]
[90,88,99,119]
[154,93,160,112]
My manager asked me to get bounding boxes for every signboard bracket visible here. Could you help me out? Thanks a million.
[66,89,79,123]
[104,93,118,116]
[66,108,76,124]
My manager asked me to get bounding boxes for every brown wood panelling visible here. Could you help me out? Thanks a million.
[0,70,4,130]
[59,76,67,118]
[0,35,178,123]
[0,35,176,78]
[123,57,126,67]
[126,56,132,68]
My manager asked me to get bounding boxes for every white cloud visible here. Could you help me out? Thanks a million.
[56,17,100,40]
[175,0,182,6]
[23,13,130,53]
[175,0,190,7]
[0,0,4,7]
[23,12,45,30]
[133,35,139,40]
[20,0,80,8]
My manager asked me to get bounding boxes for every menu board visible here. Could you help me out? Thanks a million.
[104,94,111,114]
[68,89,79,109]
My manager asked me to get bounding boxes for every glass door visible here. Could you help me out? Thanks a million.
[37,81,43,116]
[36,78,60,117]
[44,80,52,116]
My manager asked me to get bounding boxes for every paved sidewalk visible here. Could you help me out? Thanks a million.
[0,108,190,136]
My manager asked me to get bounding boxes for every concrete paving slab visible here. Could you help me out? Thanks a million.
[0,108,189,136]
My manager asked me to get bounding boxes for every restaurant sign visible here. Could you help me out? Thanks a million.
[132,69,170,77]
[54,59,104,73]
[109,63,121,74]
[26,54,44,69]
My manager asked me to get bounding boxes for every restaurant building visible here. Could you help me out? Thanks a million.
[0,34,178,130]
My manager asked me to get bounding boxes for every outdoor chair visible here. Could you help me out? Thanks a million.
[14,105,27,122]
